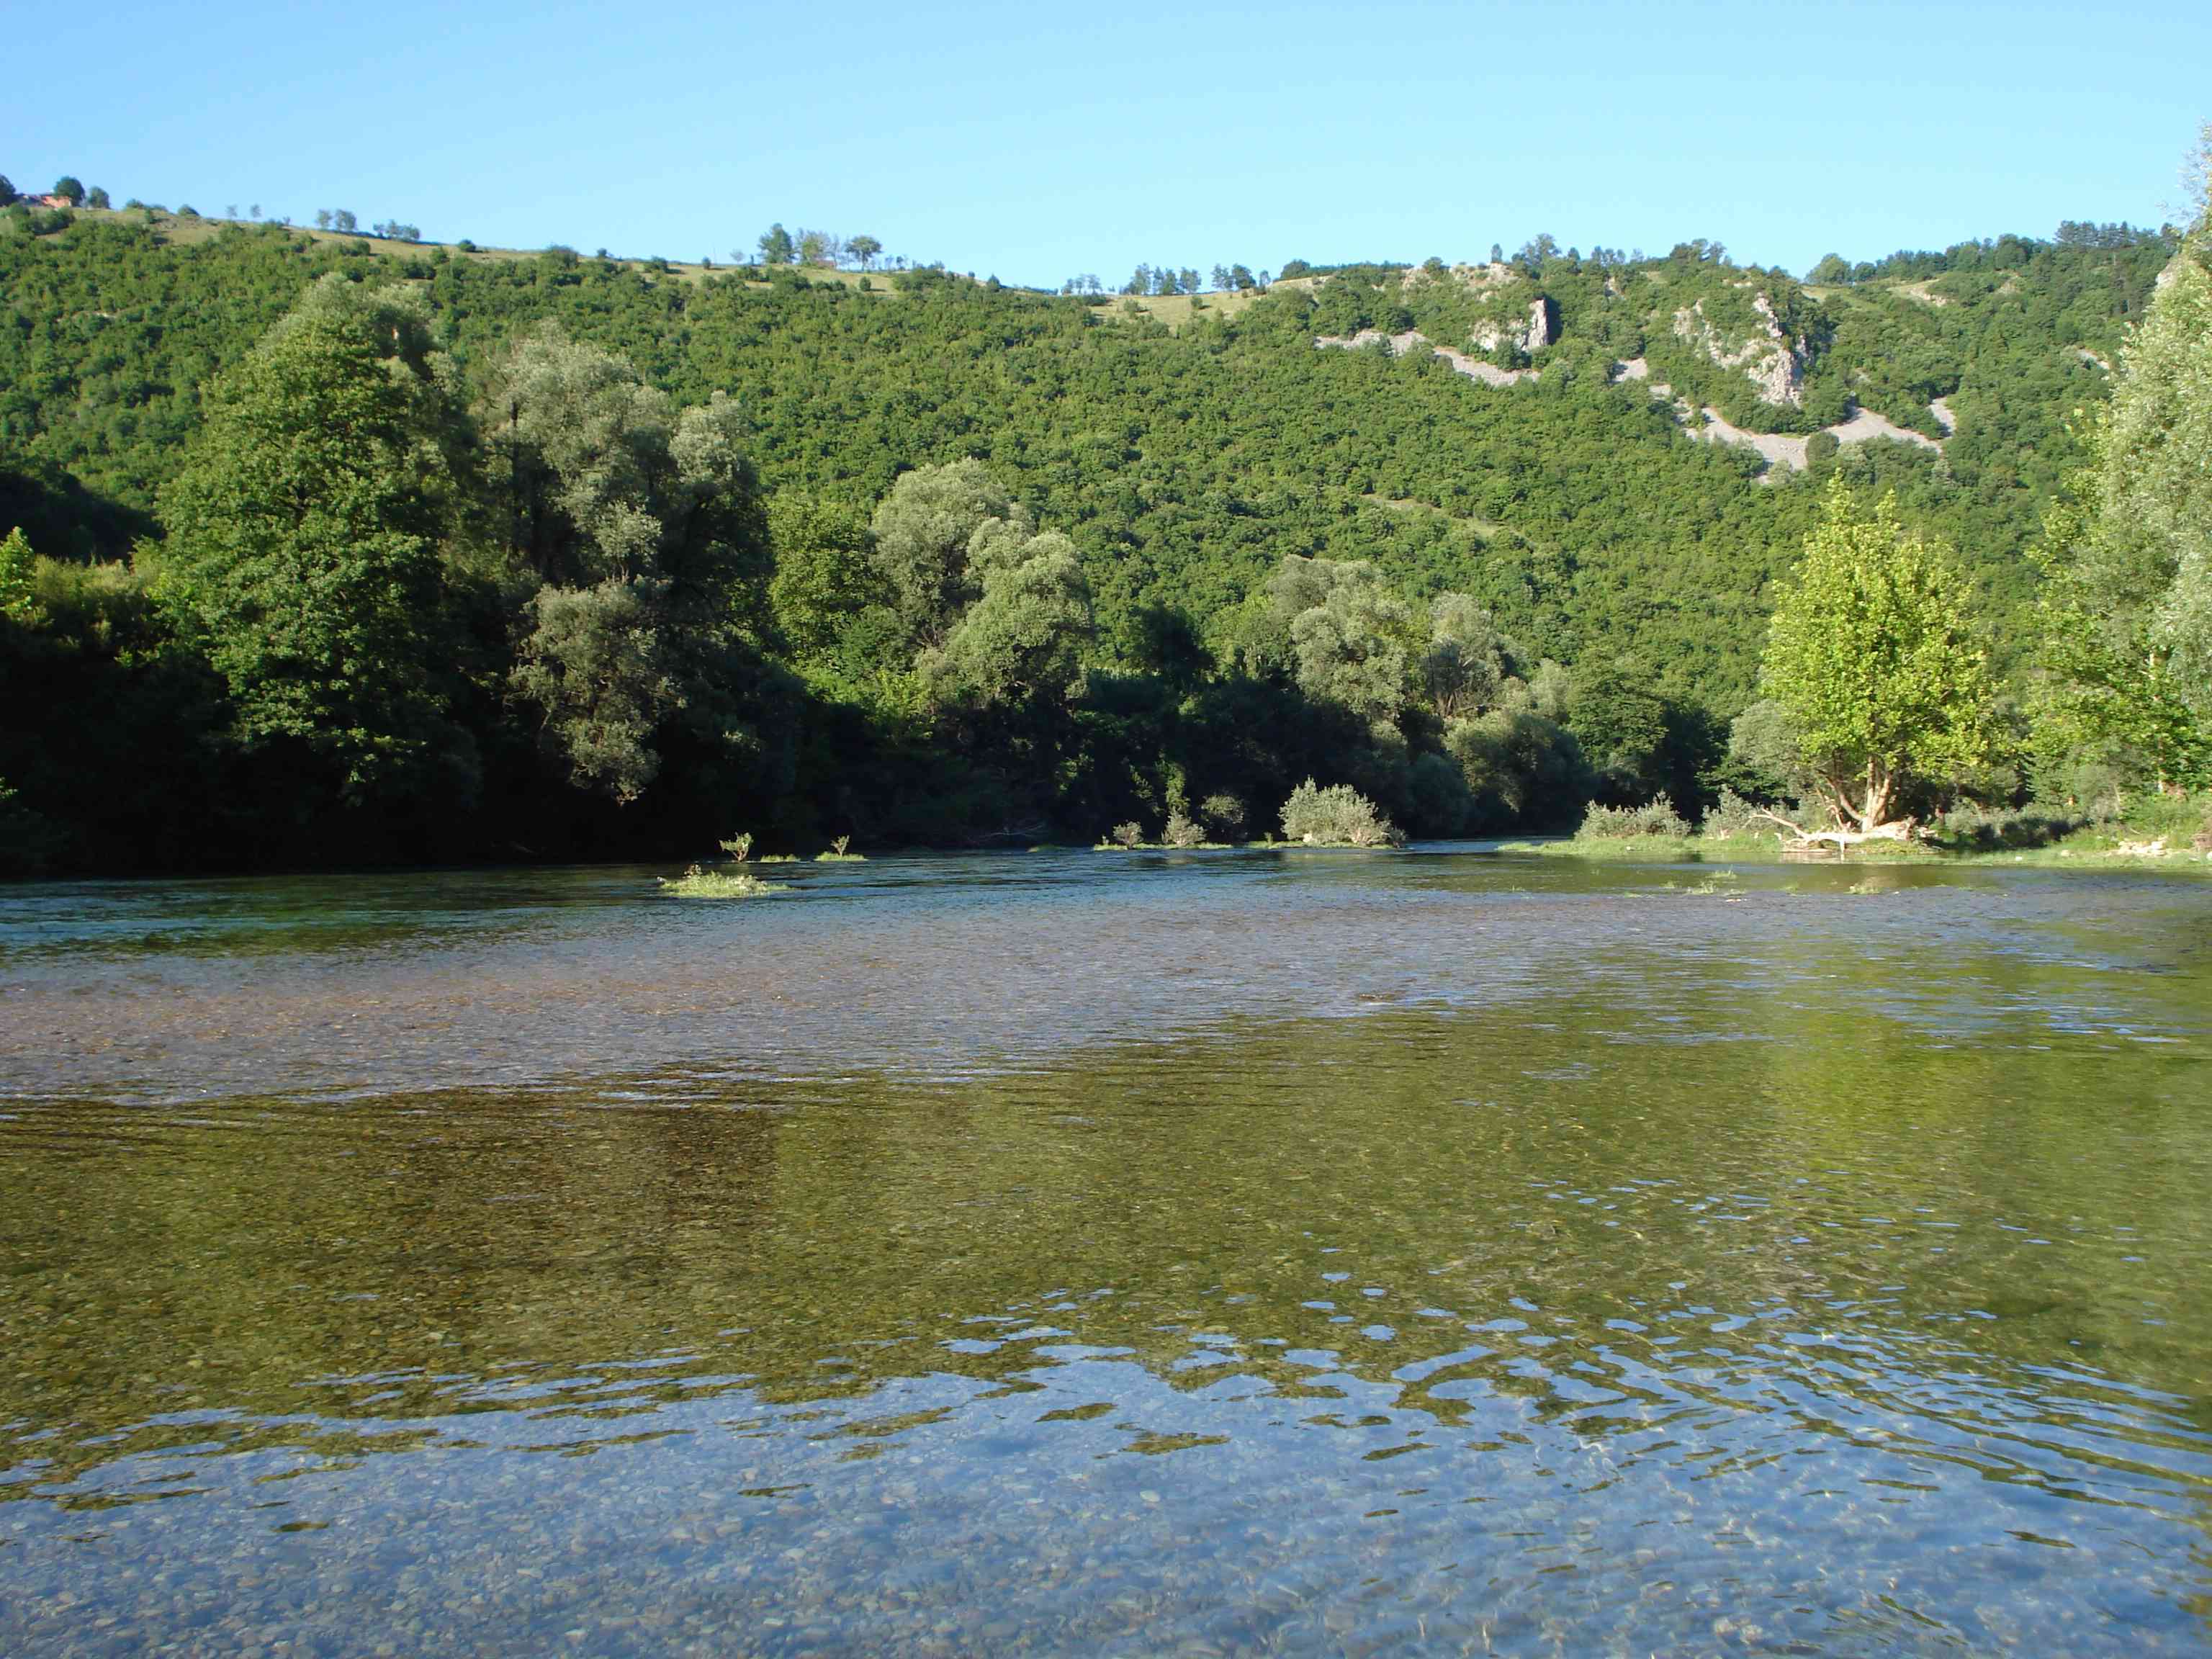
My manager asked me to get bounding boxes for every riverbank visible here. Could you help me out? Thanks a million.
[1501,826,2212,871]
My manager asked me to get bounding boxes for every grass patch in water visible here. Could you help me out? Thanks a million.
[657,867,788,898]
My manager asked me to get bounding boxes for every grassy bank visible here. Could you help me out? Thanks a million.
[1501,793,2212,872]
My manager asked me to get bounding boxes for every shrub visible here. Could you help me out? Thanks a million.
[1162,809,1205,848]
[1110,821,1143,848]
[1576,794,1691,840]
[1198,792,1246,840]
[658,866,784,898]
[1280,778,1401,847]
[1701,786,1768,839]
[718,832,753,860]
[1933,802,2078,850]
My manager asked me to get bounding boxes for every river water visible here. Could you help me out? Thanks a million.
[2,849,2210,1655]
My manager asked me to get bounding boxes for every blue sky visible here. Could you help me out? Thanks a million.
[10,0,2206,285]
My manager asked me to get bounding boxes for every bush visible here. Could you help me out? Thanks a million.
[1576,793,1691,840]
[1280,778,1401,847]
[1933,802,2079,850]
[1700,786,1768,838]
[1110,821,1143,848]
[1162,809,1205,848]
[1198,792,1246,840]
[658,866,784,898]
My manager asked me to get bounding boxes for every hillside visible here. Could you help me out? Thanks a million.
[3,213,2171,696]
[0,205,2184,871]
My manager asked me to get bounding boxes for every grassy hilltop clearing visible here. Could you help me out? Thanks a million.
[0,197,2206,873]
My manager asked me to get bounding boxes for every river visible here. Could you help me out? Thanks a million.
[2,849,2209,1653]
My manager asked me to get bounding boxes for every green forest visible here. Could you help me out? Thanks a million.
[0,187,2206,874]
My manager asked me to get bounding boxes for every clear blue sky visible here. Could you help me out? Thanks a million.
[10,0,2206,285]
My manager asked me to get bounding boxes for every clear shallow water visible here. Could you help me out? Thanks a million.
[2,849,2211,1655]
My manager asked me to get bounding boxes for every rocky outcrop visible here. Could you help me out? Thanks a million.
[1671,293,1807,407]
[1316,330,1538,387]
[1472,296,1555,356]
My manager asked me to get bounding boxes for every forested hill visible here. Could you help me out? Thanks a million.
[1,212,2174,708]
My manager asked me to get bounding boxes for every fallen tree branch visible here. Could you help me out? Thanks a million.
[1750,808,1922,848]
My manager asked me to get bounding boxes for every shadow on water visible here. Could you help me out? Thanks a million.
[3,853,2212,1653]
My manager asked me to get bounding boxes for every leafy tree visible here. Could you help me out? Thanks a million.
[2033,153,2212,788]
[156,276,474,804]
[846,235,882,270]
[85,186,109,211]
[0,176,16,207]
[1419,593,1509,719]
[929,526,1093,708]
[868,459,1021,649]
[1565,658,1670,799]
[51,177,84,206]
[768,493,882,662]
[332,209,357,233]
[757,223,794,265]
[483,325,775,802]
[1275,557,1414,728]
[315,209,333,230]
[0,528,35,620]
[796,228,834,266]
[1758,478,1998,831]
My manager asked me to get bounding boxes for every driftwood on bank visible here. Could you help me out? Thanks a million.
[1750,808,1922,851]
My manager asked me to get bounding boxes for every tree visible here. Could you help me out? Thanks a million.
[314,208,333,230]
[796,228,834,266]
[483,325,777,802]
[768,493,881,660]
[1268,557,1415,729]
[0,528,35,621]
[868,459,1021,649]
[51,177,84,206]
[929,526,1093,708]
[1757,477,1998,833]
[332,209,357,233]
[0,177,16,207]
[1419,593,1509,719]
[2033,140,2212,789]
[757,223,794,265]
[156,276,473,804]
[85,186,109,211]
[846,234,882,270]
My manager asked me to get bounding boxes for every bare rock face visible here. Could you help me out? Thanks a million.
[1470,297,1556,357]
[1671,293,1807,407]
[1524,295,1557,350]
